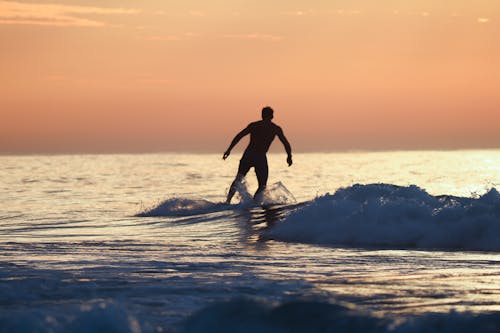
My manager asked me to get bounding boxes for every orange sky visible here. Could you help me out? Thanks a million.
[1,0,499,153]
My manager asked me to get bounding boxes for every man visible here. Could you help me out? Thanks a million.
[223,106,292,203]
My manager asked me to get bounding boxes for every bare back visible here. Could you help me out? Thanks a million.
[245,120,281,154]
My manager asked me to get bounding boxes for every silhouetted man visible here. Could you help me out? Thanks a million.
[223,106,292,203]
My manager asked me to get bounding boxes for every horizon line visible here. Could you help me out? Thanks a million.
[1,147,500,156]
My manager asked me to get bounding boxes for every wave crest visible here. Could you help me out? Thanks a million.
[136,198,227,217]
[269,184,500,251]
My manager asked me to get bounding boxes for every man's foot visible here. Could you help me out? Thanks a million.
[253,192,264,205]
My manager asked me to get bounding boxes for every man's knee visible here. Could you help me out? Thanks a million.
[255,165,268,187]
[231,173,244,186]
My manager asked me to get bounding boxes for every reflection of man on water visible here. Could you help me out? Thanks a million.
[223,106,292,203]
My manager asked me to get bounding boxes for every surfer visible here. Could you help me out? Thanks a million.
[223,106,292,203]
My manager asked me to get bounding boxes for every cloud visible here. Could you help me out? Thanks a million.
[0,1,140,27]
[477,17,490,24]
[336,9,361,15]
[281,9,314,16]
[223,33,283,41]
[145,35,182,41]
[144,32,200,41]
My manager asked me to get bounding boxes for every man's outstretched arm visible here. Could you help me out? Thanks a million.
[277,128,293,166]
[223,126,251,159]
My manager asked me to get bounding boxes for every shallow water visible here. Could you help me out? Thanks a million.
[1,151,500,332]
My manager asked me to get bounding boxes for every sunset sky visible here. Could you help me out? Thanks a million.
[1,0,499,153]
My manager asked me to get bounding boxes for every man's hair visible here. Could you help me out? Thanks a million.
[262,106,274,120]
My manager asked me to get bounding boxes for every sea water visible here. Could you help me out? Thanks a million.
[1,151,500,332]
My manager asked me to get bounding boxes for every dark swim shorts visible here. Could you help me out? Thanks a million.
[238,150,269,187]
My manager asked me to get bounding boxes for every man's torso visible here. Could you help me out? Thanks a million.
[245,120,280,154]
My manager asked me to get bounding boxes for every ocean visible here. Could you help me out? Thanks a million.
[1,151,500,332]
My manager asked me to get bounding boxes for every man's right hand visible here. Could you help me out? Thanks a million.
[223,151,230,160]
[287,155,293,166]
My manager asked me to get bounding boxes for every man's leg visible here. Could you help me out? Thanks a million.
[226,159,251,204]
[254,156,269,202]
[226,173,244,204]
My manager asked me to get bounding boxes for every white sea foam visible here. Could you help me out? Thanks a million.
[137,181,296,217]
[262,181,297,205]
[269,184,500,251]
[231,180,297,205]
[136,198,229,217]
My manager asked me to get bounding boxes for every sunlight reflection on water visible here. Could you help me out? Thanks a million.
[1,151,500,330]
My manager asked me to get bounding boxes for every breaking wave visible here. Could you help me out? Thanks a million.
[137,181,296,217]
[136,198,229,217]
[268,184,500,251]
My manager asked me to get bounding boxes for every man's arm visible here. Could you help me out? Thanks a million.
[277,128,293,166]
[223,126,251,159]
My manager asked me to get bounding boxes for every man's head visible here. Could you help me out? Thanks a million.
[262,106,274,120]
